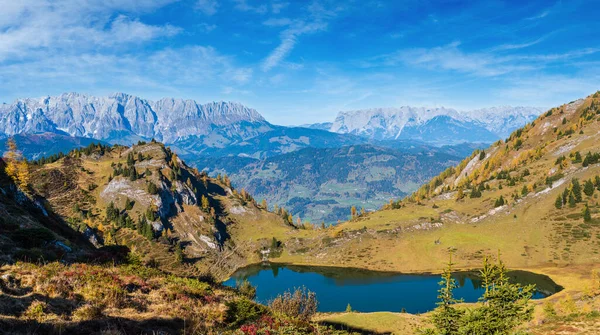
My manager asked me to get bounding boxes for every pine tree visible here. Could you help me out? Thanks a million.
[555,194,563,209]
[458,257,535,334]
[521,185,529,196]
[572,179,582,202]
[147,182,159,195]
[428,254,464,334]
[479,150,486,160]
[562,188,570,205]
[569,192,577,208]
[175,242,184,263]
[584,179,595,197]
[494,196,505,207]
[584,205,592,222]
[350,206,357,218]
[127,152,135,166]
[261,199,268,209]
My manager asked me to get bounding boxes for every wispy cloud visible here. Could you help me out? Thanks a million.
[374,42,599,78]
[233,0,268,14]
[260,2,341,72]
[0,1,181,62]
[196,0,219,15]
[526,9,550,21]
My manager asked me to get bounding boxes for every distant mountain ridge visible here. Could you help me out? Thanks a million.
[324,105,545,144]
[0,92,271,145]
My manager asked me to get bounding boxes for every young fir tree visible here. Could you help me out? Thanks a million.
[555,194,563,209]
[562,188,570,205]
[521,185,529,196]
[568,192,577,208]
[584,179,595,197]
[175,242,184,263]
[494,196,505,207]
[572,178,582,202]
[458,257,535,334]
[584,205,592,222]
[426,254,464,334]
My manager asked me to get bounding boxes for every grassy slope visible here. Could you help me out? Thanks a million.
[272,93,600,273]
[274,92,600,334]
[27,142,297,279]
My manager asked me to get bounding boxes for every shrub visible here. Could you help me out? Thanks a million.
[23,301,47,321]
[225,298,267,328]
[236,279,257,299]
[73,303,105,321]
[269,287,318,322]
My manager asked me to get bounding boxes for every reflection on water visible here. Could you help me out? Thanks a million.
[224,263,562,313]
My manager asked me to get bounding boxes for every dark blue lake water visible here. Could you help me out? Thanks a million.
[223,263,561,314]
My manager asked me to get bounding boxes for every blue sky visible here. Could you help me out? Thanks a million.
[0,0,599,125]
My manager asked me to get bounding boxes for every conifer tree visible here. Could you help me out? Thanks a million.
[572,178,582,202]
[569,192,577,208]
[584,179,595,197]
[555,194,563,209]
[521,185,529,196]
[584,205,592,222]
[428,254,464,334]
[175,242,184,263]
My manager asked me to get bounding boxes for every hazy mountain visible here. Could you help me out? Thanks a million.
[173,126,368,160]
[196,143,465,223]
[328,106,544,144]
[0,133,107,160]
[298,122,333,131]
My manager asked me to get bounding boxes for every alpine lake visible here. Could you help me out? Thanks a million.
[224,263,562,314]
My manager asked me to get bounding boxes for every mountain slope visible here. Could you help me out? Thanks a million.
[264,92,600,274]
[11,141,298,279]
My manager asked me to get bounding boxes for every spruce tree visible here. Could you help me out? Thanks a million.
[562,188,569,205]
[521,185,529,196]
[428,254,464,334]
[555,194,563,209]
[584,205,592,222]
[458,257,534,334]
[584,179,595,197]
[569,192,577,208]
[175,242,184,263]
[572,179,582,202]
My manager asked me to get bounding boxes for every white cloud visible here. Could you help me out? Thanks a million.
[233,0,268,14]
[0,46,254,100]
[378,42,599,78]
[0,1,181,62]
[260,2,337,72]
[109,15,181,43]
[196,0,219,15]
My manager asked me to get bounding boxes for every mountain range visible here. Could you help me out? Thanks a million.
[0,92,542,222]
[324,106,544,144]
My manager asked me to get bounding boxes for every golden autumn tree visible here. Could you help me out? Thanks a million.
[4,138,30,192]
[350,205,357,218]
